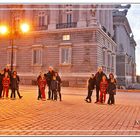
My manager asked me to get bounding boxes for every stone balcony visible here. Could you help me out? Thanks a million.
[33,25,48,31]
[56,22,77,29]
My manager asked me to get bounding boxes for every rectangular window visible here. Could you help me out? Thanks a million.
[112,55,114,67]
[33,49,42,65]
[103,51,106,65]
[7,51,16,66]
[108,54,110,67]
[67,14,72,23]
[63,35,70,41]
[60,47,72,65]
[39,16,45,26]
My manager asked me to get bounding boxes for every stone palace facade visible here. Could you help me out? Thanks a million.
[0,4,136,87]
[113,5,137,87]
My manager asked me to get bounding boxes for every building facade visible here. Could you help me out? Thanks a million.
[113,5,137,88]
[0,4,132,87]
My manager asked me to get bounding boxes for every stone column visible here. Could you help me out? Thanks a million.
[97,5,105,28]
[48,5,59,30]
[102,5,106,27]
[105,8,110,33]
[95,5,100,21]
[77,5,87,27]
[109,6,114,37]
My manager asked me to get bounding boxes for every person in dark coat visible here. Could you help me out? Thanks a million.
[107,73,117,105]
[51,76,58,101]
[10,71,22,99]
[55,72,62,101]
[85,74,96,103]
[45,66,55,100]
[95,67,107,103]
[37,72,42,100]
[0,69,4,98]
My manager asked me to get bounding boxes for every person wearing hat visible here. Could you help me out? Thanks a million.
[85,74,96,103]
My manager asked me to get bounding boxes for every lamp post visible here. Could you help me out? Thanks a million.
[0,12,30,72]
[10,11,15,72]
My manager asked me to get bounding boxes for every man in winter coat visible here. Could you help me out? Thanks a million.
[45,66,55,100]
[95,67,107,103]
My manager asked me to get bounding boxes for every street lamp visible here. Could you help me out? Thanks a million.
[0,22,30,72]
[0,25,8,35]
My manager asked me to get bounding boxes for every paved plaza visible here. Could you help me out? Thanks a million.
[0,86,140,136]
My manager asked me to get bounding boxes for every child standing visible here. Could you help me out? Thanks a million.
[38,73,47,101]
[100,75,108,103]
[85,74,96,103]
[107,73,117,105]
[2,72,10,99]
[51,76,58,101]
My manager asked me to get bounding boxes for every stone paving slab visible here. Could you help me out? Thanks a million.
[0,86,140,136]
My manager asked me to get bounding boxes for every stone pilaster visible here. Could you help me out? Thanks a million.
[48,5,59,30]
[23,5,33,23]
[77,5,87,27]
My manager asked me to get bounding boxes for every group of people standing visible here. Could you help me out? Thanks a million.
[37,66,62,101]
[1,64,116,105]
[0,65,23,100]
[85,67,117,105]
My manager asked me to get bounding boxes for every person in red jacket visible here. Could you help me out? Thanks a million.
[100,75,108,103]
[38,73,47,101]
[2,72,10,99]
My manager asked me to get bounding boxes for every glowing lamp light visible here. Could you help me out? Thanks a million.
[0,25,8,35]
[20,23,30,33]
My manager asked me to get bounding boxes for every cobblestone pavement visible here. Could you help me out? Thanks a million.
[0,86,140,136]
